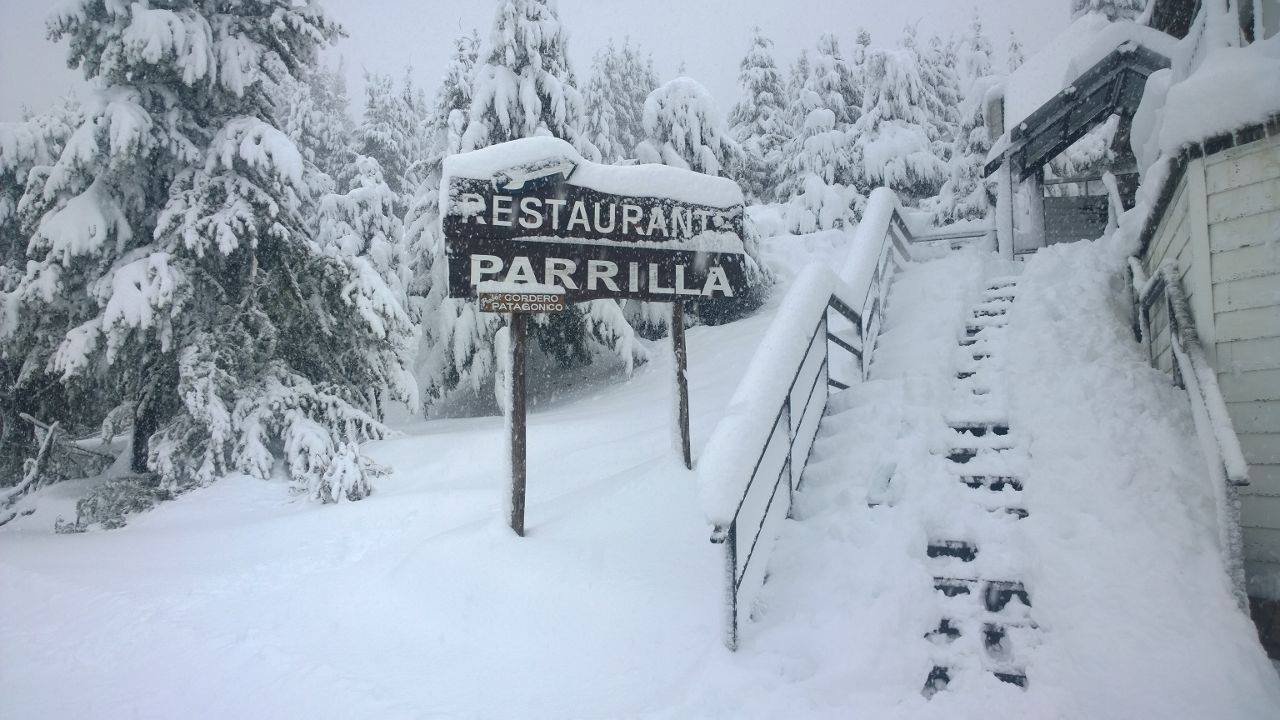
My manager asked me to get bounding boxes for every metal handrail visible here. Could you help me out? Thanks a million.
[709,194,914,650]
[1128,257,1249,607]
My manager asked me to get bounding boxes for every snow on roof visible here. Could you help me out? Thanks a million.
[442,137,744,208]
[1155,34,1280,155]
[1002,14,1178,133]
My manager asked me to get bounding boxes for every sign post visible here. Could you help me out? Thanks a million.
[508,311,527,536]
[671,301,692,469]
[442,138,748,535]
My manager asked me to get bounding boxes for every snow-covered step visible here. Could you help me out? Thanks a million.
[968,314,1009,328]
[973,306,1008,317]
[986,277,1020,291]
[950,422,1011,438]
[927,539,978,562]
[922,666,951,698]
[944,446,1016,464]
[959,474,1023,492]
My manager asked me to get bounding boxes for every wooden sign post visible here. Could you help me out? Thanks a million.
[442,138,748,536]
[671,301,692,469]
[478,284,566,537]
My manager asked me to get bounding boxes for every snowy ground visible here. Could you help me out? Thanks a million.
[4,234,1278,718]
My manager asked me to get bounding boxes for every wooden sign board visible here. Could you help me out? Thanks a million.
[441,139,749,303]
[440,138,745,536]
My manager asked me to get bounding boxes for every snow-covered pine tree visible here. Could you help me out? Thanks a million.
[809,34,859,127]
[0,97,82,485]
[582,40,659,164]
[1071,0,1147,21]
[613,41,658,160]
[583,43,627,163]
[635,78,741,177]
[460,0,596,157]
[635,77,768,326]
[283,62,356,191]
[348,72,420,201]
[778,35,862,227]
[727,28,789,202]
[1008,30,1026,73]
[852,31,950,203]
[3,0,416,522]
[914,28,962,152]
[782,108,863,232]
[929,10,999,224]
[850,27,872,108]
[419,0,639,413]
[788,48,813,102]
[402,32,480,411]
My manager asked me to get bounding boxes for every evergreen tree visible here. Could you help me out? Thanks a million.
[929,11,999,224]
[583,43,628,163]
[460,0,596,158]
[778,35,863,223]
[809,34,859,126]
[634,77,768,327]
[727,28,789,202]
[911,27,961,149]
[349,72,420,200]
[0,97,82,485]
[402,31,479,409]
[1071,0,1147,21]
[583,40,658,164]
[782,108,862,232]
[282,62,356,191]
[1008,30,1026,73]
[2,0,415,522]
[852,36,950,202]
[419,0,639,413]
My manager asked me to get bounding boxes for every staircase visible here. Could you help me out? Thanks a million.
[693,190,1280,715]
[920,275,1035,697]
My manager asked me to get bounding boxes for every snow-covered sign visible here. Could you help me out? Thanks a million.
[442,137,748,303]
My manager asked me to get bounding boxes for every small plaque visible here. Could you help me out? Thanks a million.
[479,291,566,314]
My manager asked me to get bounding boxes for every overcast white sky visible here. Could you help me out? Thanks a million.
[0,0,1069,122]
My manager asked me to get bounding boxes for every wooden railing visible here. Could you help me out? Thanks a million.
[699,189,914,649]
[1128,258,1249,607]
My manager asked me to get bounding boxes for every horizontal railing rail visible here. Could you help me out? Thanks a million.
[1128,257,1249,607]
[700,188,914,650]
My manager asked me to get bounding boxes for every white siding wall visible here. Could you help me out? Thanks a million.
[1147,135,1280,598]
[1207,137,1280,597]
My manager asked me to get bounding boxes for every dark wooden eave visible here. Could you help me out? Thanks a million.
[1149,0,1202,39]
[985,43,1171,181]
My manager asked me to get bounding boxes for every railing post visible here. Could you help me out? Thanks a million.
[723,522,738,650]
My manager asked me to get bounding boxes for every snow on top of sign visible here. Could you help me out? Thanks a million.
[1001,15,1177,135]
[495,230,745,254]
[441,137,744,208]
[476,280,565,295]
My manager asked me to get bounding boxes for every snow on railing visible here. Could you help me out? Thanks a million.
[1128,257,1249,608]
[700,189,914,649]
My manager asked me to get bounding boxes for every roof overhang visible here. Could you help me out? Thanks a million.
[985,43,1171,181]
